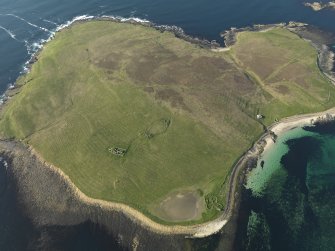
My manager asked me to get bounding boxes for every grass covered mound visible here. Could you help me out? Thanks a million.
[0,21,334,224]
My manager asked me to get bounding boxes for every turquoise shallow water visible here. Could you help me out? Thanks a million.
[243,122,335,251]
[246,127,316,197]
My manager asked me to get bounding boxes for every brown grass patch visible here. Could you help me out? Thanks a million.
[94,52,122,70]
[275,85,290,95]
[143,86,155,93]
[155,88,190,111]
[126,47,178,83]
[268,63,311,88]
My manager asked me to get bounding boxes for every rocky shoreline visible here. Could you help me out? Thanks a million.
[0,138,250,250]
[0,137,254,250]
[304,1,335,11]
[0,141,187,250]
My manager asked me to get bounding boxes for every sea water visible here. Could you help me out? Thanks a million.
[243,122,335,251]
[246,127,316,197]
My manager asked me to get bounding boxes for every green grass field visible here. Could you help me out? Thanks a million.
[1,21,334,224]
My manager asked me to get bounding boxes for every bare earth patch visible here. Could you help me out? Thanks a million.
[154,191,205,222]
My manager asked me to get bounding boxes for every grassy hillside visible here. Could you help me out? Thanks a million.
[230,28,335,124]
[0,21,334,224]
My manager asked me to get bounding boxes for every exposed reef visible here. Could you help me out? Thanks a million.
[304,1,335,11]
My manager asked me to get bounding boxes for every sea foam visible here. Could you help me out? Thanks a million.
[3,14,50,33]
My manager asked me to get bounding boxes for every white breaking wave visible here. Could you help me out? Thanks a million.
[3,14,50,33]
[55,15,95,31]
[100,15,184,35]
[0,25,36,62]
[0,25,21,42]
[42,19,58,26]
[24,40,44,55]
[0,93,8,105]
[52,14,151,34]
[24,14,150,59]
[101,15,150,23]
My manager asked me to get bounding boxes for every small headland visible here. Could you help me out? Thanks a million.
[221,22,335,85]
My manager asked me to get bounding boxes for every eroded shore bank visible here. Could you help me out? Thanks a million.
[1,108,335,248]
[0,138,249,250]
[0,141,187,250]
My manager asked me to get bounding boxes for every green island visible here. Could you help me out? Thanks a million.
[1,20,334,225]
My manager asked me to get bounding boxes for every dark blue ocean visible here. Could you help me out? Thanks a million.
[0,0,335,250]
